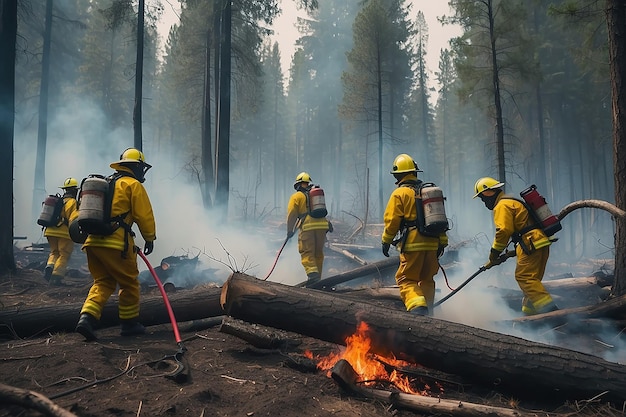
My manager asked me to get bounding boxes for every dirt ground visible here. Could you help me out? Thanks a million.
[0,252,624,416]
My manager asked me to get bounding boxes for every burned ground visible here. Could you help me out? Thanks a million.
[0,243,625,417]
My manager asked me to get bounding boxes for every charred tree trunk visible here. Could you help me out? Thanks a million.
[221,273,626,403]
[0,288,222,338]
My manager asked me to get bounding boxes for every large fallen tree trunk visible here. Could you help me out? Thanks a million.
[220,273,626,403]
[0,287,223,338]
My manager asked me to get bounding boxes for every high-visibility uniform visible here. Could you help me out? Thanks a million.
[491,193,555,314]
[382,175,448,312]
[44,196,78,278]
[80,169,156,321]
[287,190,330,280]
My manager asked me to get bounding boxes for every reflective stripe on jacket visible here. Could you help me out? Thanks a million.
[492,193,551,252]
[84,170,156,251]
[382,176,447,252]
[287,190,329,232]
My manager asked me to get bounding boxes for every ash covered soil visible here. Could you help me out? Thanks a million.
[0,251,621,417]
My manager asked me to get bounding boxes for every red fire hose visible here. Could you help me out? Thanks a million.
[137,249,183,347]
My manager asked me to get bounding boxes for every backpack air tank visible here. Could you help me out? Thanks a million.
[308,186,328,218]
[77,175,109,234]
[37,195,61,227]
[520,184,562,236]
[420,185,448,235]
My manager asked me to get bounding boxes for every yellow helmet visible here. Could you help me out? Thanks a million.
[111,148,147,166]
[473,177,504,198]
[60,177,78,189]
[294,172,312,188]
[390,154,422,174]
[110,148,152,182]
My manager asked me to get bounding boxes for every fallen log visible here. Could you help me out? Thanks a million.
[220,273,626,403]
[219,316,301,350]
[0,286,223,338]
[295,257,398,288]
[510,293,626,326]
[327,244,368,265]
[331,359,537,417]
[0,382,78,417]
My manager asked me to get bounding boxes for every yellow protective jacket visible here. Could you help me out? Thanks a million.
[84,170,156,251]
[287,190,329,233]
[382,176,448,252]
[44,196,78,239]
[491,193,551,253]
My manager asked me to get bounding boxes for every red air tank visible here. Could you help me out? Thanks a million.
[520,185,562,236]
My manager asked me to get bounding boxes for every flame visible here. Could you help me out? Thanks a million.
[305,321,438,395]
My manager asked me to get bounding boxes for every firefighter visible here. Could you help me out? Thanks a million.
[382,154,448,315]
[287,172,331,287]
[75,148,156,341]
[473,177,558,315]
[43,178,79,285]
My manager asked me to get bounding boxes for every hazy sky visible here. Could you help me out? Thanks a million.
[157,1,461,83]
[269,0,461,76]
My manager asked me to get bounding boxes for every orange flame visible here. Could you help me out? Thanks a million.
[305,321,437,395]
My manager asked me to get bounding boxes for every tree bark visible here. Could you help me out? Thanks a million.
[221,273,626,403]
[0,382,78,417]
[607,0,626,296]
[0,287,223,338]
[0,0,17,273]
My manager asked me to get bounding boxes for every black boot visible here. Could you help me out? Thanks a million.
[120,320,145,337]
[76,313,98,341]
[409,306,429,316]
[305,272,321,288]
[43,266,53,282]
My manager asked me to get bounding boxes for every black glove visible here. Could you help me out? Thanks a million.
[382,242,390,257]
[485,248,501,269]
[437,245,445,258]
[327,221,333,233]
[144,241,154,255]
[287,230,295,240]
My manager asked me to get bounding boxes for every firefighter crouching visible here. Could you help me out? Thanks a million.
[287,172,331,288]
[382,154,448,316]
[473,177,558,315]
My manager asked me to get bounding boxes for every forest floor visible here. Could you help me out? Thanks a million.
[0,244,625,417]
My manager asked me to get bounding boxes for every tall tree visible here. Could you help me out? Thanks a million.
[607,0,626,296]
[215,0,231,218]
[133,0,145,150]
[340,0,413,216]
[31,0,54,225]
[0,0,17,273]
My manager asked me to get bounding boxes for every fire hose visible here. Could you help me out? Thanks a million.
[263,218,301,281]
[137,249,187,381]
[434,250,516,308]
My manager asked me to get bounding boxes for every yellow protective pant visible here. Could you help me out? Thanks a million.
[396,250,439,311]
[515,244,554,314]
[298,229,326,277]
[46,236,74,277]
[81,246,141,321]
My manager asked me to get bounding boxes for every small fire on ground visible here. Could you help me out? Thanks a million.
[305,321,442,395]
